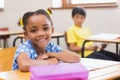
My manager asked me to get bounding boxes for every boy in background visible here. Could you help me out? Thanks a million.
[67,6,119,61]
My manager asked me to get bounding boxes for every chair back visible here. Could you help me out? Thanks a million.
[64,31,70,50]
[0,47,17,72]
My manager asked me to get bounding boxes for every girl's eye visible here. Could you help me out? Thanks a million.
[30,29,37,33]
[43,27,50,31]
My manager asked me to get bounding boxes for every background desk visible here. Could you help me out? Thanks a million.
[13,33,64,46]
[81,38,120,58]
[0,31,23,48]
[0,31,23,36]
[0,58,120,80]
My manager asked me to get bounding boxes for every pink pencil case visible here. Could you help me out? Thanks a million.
[30,63,89,80]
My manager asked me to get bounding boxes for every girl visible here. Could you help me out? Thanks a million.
[12,9,80,72]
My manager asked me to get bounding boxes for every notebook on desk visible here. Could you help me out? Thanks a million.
[88,33,120,40]
[30,63,89,80]
[81,58,120,71]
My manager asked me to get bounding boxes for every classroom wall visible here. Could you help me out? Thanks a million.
[0,0,120,52]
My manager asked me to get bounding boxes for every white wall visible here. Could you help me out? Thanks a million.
[0,0,120,52]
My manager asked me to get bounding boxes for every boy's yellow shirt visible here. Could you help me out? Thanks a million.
[67,25,94,57]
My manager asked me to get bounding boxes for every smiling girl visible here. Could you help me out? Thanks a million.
[12,8,80,72]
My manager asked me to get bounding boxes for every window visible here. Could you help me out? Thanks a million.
[52,0,118,9]
[0,0,4,10]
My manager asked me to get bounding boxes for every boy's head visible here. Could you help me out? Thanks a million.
[72,6,86,17]
[19,9,54,49]
[72,7,86,27]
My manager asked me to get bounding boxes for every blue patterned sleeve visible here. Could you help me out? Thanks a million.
[12,40,37,70]
[46,42,62,52]
[15,44,31,57]
[12,43,32,70]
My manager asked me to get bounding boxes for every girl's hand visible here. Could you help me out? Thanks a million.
[48,57,59,64]
[36,54,49,60]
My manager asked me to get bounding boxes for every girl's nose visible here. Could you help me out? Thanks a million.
[37,30,45,37]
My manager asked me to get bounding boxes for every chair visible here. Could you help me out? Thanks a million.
[0,47,17,72]
[64,31,70,50]
[13,34,25,47]
[0,27,10,48]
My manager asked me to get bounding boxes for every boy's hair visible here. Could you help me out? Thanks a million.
[72,6,86,17]
[19,8,53,30]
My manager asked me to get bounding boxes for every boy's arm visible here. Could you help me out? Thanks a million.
[46,50,80,63]
[69,43,98,52]
[17,52,58,72]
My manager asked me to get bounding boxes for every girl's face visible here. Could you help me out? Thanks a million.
[72,14,85,27]
[25,14,54,49]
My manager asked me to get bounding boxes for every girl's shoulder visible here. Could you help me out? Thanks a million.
[46,41,62,52]
[47,41,58,47]
[17,40,33,51]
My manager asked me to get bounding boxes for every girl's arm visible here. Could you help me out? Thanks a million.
[46,50,80,63]
[17,52,58,72]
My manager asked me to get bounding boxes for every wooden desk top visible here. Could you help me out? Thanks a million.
[0,70,30,80]
[0,31,63,37]
[0,58,119,80]
[0,31,24,36]
[89,63,120,80]
[85,38,120,43]
[17,33,64,38]
[52,33,64,38]
[86,33,120,43]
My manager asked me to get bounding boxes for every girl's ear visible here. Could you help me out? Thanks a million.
[24,31,29,40]
[51,27,54,33]
[24,31,27,36]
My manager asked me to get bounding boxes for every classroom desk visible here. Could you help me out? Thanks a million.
[0,58,120,80]
[89,64,120,80]
[0,31,23,36]
[0,31,24,48]
[82,58,120,80]
[0,70,30,80]
[81,38,120,58]
[13,33,64,46]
